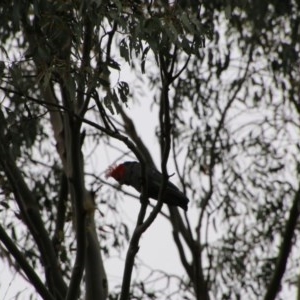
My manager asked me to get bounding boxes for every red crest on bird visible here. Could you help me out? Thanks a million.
[105,164,126,182]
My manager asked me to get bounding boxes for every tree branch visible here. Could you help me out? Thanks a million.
[297,273,300,300]
[84,191,108,300]
[197,47,254,237]
[78,14,93,115]
[52,172,68,256]
[0,134,67,299]
[263,187,300,300]
[113,100,155,167]
[64,117,87,300]
[171,227,193,278]
[120,53,173,300]
[0,225,55,300]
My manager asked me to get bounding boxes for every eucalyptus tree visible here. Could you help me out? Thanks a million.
[0,1,299,300]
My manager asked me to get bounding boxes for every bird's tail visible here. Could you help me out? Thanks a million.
[164,188,189,211]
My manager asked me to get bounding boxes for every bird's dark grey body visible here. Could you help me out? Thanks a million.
[122,161,189,211]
